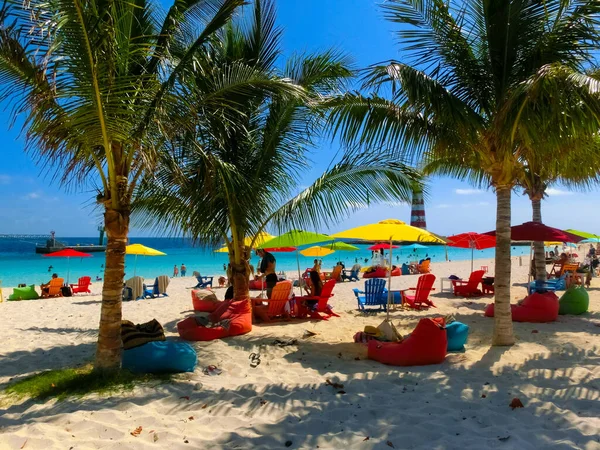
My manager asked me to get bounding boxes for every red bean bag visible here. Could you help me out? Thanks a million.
[391,267,401,277]
[484,291,559,323]
[191,289,221,312]
[368,318,447,366]
[249,279,265,290]
[363,267,387,279]
[177,299,252,341]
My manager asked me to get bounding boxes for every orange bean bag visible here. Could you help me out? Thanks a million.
[177,299,252,341]
[191,289,221,312]
[368,318,447,366]
[484,291,559,323]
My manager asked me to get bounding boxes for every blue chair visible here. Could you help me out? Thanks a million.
[353,278,387,311]
[143,275,170,298]
[528,275,566,294]
[195,276,213,289]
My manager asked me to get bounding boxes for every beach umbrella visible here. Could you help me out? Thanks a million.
[332,219,445,318]
[446,232,496,272]
[484,222,584,243]
[126,244,166,276]
[368,243,399,250]
[405,243,428,250]
[565,229,599,240]
[215,232,276,253]
[581,238,600,243]
[43,249,92,284]
[300,242,359,258]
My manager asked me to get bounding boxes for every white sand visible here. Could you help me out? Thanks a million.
[0,257,599,450]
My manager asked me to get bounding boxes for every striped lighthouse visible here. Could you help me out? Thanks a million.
[410,189,427,229]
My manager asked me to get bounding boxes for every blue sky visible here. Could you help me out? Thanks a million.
[0,0,597,237]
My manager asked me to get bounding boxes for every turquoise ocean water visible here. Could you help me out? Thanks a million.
[0,236,533,287]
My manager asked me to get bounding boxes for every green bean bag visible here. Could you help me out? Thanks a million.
[8,285,40,300]
[559,286,589,315]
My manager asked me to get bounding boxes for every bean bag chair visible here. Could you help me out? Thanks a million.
[249,279,265,290]
[192,289,221,312]
[446,321,469,352]
[177,299,252,341]
[484,291,559,323]
[368,318,447,366]
[559,286,589,315]
[8,285,39,300]
[122,341,197,374]
[363,267,387,279]
[391,267,401,277]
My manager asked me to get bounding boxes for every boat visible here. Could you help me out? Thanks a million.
[35,230,106,254]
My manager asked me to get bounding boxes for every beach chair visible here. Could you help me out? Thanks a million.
[323,265,343,282]
[295,279,339,319]
[194,276,213,289]
[254,280,293,322]
[143,275,170,298]
[353,278,387,311]
[70,276,92,294]
[401,274,436,309]
[123,276,144,301]
[417,259,431,273]
[452,270,485,297]
[42,277,64,298]
[341,267,360,282]
[528,275,567,294]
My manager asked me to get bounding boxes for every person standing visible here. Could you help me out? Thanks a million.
[180,263,187,277]
[257,248,277,298]
[173,264,179,277]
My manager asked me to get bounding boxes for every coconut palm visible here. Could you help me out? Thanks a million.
[134,0,423,300]
[327,0,600,345]
[0,0,304,371]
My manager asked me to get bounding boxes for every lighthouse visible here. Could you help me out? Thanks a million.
[410,189,427,229]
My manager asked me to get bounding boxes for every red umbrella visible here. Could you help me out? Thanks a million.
[368,243,399,250]
[43,249,92,284]
[447,232,496,272]
[484,222,584,243]
[263,247,297,252]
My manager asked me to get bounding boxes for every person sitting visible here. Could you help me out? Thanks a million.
[301,270,323,310]
[40,273,59,296]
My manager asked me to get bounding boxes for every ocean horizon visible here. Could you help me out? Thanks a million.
[0,235,533,288]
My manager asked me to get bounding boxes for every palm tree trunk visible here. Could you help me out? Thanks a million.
[94,205,129,372]
[531,197,547,282]
[493,186,515,346]
[230,240,250,302]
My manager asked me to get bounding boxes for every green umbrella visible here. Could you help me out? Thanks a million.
[565,229,599,240]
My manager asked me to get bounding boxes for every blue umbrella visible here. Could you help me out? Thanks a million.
[405,243,428,249]
[581,238,600,243]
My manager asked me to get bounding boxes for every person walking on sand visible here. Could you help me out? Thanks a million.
[180,263,187,277]
[173,264,179,277]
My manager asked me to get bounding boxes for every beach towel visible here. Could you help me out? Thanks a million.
[121,319,166,350]
[125,276,144,300]
[157,275,169,295]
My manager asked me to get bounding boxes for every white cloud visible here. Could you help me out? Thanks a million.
[435,203,452,209]
[455,188,485,195]
[546,188,574,196]
[0,174,11,184]
[22,191,41,200]
[477,201,490,206]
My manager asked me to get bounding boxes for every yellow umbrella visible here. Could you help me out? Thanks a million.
[544,241,562,246]
[126,244,166,276]
[332,219,445,318]
[300,246,335,257]
[215,232,276,253]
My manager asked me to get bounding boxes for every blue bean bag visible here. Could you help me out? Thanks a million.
[122,341,197,374]
[446,321,469,352]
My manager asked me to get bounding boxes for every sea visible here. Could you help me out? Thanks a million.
[0,236,533,287]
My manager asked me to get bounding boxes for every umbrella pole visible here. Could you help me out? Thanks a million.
[67,257,70,285]
[387,238,393,321]
[528,242,533,285]
[134,254,138,277]
[295,249,303,295]
[471,247,474,273]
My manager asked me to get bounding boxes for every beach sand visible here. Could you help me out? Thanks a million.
[0,257,598,449]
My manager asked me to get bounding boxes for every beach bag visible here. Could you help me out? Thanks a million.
[121,319,166,350]
[61,286,73,297]
[377,319,402,342]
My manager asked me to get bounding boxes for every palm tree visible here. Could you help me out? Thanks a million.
[134,0,423,301]
[0,0,301,371]
[327,0,600,345]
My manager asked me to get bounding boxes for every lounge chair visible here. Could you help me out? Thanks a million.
[353,278,387,311]
[295,279,339,319]
[70,276,92,294]
[342,267,360,282]
[143,275,170,298]
[452,270,485,297]
[323,265,343,282]
[417,259,431,273]
[401,274,436,309]
[194,276,213,289]
[41,277,64,298]
[123,276,144,301]
[254,280,293,322]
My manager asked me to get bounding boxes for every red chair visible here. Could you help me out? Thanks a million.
[452,270,485,297]
[401,274,436,309]
[254,281,293,322]
[70,276,92,294]
[295,279,339,319]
